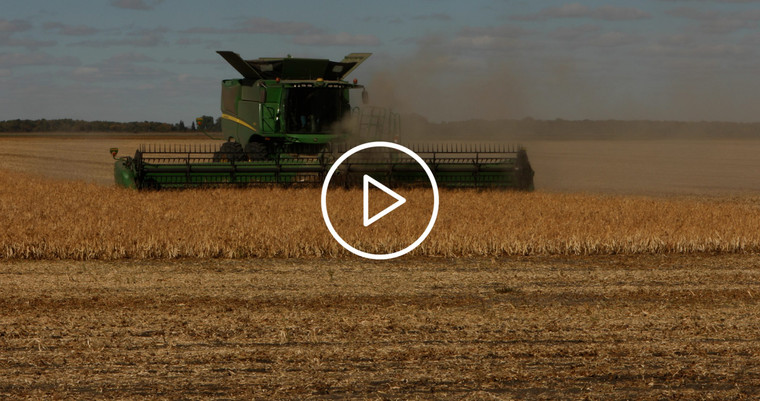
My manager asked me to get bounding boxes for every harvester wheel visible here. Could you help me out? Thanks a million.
[218,141,246,162]
[245,142,267,161]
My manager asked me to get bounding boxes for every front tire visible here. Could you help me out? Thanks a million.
[217,141,246,162]
[245,141,267,161]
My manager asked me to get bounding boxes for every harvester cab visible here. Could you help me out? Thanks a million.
[211,51,375,161]
[113,51,534,190]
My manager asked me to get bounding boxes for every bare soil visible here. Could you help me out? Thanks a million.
[2,255,760,399]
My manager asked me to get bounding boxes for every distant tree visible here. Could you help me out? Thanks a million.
[197,115,220,131]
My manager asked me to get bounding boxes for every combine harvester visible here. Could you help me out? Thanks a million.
[112,51,534,190]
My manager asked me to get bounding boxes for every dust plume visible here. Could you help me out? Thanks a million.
[366,51,530,126]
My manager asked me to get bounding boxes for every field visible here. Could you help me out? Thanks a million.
[2,256,760,399]
[2,134,760,399]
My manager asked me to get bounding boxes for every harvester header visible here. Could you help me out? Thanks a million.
[112,50,534,190]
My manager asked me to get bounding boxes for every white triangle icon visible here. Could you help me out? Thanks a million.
[363,175,406,227]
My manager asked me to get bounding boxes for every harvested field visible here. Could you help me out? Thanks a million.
[2,169,760,259]
[1,255,760,399]
[0,136,216,185]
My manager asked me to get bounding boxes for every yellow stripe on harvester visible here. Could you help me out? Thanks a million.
[221,113,257,132]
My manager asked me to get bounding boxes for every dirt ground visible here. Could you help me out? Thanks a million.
[2,255,760,399]
[1,135,760,195]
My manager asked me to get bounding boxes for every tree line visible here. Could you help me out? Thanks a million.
[0,117,222,133]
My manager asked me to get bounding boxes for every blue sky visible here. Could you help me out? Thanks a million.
[2,0,760,122]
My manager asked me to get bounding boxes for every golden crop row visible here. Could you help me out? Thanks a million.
[2,170,760,259]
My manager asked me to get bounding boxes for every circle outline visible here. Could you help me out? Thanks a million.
[321,141,439,260]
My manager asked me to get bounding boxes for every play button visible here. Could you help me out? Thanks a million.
[321,141,440,260]
[363,175,406,227]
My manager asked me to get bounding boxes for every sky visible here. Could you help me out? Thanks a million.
[2,0,760,123]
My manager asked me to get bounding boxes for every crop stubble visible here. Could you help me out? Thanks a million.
[1,256,759,399]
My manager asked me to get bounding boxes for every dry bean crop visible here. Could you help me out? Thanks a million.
[2,169,760,259]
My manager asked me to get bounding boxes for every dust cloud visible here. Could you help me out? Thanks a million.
[366,51,529,125]
[362,43,760,124]
[524,139,760,196]
[352,49,760,196]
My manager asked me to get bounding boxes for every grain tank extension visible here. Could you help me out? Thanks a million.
[112,51,534,190]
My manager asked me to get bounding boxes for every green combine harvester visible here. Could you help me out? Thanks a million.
[112,51,534,190]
